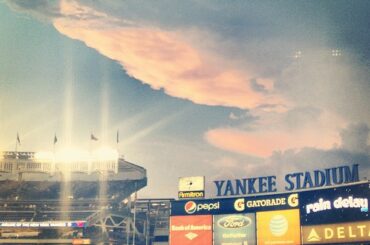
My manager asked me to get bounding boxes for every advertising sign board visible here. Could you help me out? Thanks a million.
[179,176,205,191]
[170,215,212,245]
[256,209,301,245]
[302,220,370,244]
[213,213,256,245]
[214,164,359,197]
[0,221,86,228]
[299,182,369,225]
[179,176,206,200]
[171,193,299,216]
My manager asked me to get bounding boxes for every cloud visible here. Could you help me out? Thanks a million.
[206,46,370,157]
[6,0,370,161]
[206,107,345,157]
[277,49,370,123]
[340,123,370,154]
[5,0,61,20]
[44,0,283,110]
[207,123,370,194]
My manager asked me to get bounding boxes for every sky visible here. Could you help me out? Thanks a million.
[0,0,369,198]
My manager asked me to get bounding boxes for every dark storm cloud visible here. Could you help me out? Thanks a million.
[340,123,370,154]
[250,78,268,93]
[5,0,61,19]
[209,122,370,193]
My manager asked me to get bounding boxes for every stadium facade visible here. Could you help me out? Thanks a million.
[0,151,149,244]
[1,151,369,245]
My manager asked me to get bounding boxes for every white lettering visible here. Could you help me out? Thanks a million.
[306,198,331,214]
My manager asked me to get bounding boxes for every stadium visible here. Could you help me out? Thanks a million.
[0,150,171,244]
[1,150,369,245]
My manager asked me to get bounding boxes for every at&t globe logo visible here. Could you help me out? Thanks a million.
[269,215,288,237]
[184,201,197,214]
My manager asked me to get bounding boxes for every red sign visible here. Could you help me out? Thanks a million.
[170,215,212,245]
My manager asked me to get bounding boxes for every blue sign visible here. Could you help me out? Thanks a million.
[214,164,360,197]
[171,192,299,216]
[299,182,370,225]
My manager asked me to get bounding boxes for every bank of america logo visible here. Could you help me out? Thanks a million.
[185,232,198,240]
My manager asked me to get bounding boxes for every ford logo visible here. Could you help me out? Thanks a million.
[217,215,251,229]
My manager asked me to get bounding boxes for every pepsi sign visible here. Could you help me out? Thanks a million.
[184,201,220,214]
[172,192,299,216]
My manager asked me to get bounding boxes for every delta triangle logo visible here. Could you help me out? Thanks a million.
[307,228,321,242]
[185,232,198,240]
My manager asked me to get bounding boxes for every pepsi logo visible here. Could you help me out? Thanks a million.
[184,201,197,214]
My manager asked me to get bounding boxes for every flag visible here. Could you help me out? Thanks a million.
[54,134,58,144]
[116,130,119,144]
[16,133,21,145]
[91,134,98,141]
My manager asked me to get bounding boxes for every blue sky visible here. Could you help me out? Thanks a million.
[0,0,369,198]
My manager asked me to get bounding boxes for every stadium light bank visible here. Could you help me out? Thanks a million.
[0,148,119,176]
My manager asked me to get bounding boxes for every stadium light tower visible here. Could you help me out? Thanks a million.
[294,50,302,59]
[331,49,342,57]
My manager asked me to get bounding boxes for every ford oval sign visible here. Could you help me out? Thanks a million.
[217,215,251,229]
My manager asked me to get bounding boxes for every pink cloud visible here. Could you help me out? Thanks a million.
[52,1,348,158]
[205,111,345,157]
[52,0,283,109]
[205,127,341,157]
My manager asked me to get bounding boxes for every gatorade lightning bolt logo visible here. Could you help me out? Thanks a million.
[184,201,197,214]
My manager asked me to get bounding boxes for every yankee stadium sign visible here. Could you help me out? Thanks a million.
[214,164,360,197]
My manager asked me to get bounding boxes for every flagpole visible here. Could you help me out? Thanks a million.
[53,134,56,154]
[15,133,20,158]
[15,133,20,180]
[116,129,119,157]
[89,133,92,174]
[53,134,57,175]
[89,133,98,174]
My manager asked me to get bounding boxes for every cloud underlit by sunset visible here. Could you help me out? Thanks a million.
[52,0,284,110]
